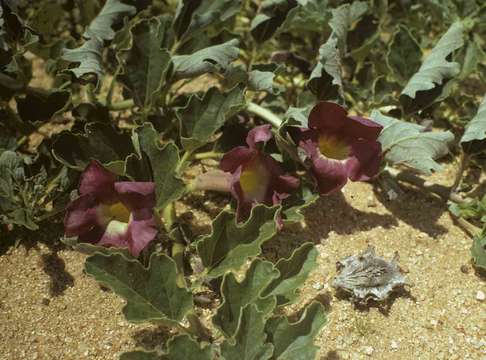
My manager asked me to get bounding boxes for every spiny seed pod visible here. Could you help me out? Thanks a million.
[332,246,408,303]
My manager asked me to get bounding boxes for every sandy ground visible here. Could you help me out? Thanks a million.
[1,163,485,360]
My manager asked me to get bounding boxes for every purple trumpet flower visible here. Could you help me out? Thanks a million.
[220,125,299,221]
[298,101,383,194]
[64,161,158,256]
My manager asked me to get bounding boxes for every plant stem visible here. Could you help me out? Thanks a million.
[186,313,212,342]
[176,150,192,174]
[385,167,455,202]
[451,152,470,193]
[247,102,283,128]
[193,151,224,160]
[106,65,121,108]
[384,168,480,236]
[86,83,97,103]
[108,99,135,111]
[163,203,186,288]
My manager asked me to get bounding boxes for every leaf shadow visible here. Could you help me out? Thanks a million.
[372,183,448,237]
[1,223,75,297]
[334,286,416,316]
[321,350,342,360]
[264,192,398,260]
[39,248,75,297]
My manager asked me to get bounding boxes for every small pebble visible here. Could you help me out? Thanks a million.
[362,346,374,356]
[390,340,399,350]
[476,290,485,302]
[460,265,469,274]
[312,282,323,290]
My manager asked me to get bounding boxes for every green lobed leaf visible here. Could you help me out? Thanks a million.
[213,259,279,338]
[61,37,104,86]
[121,334,213,360]
[84,0,136,41]
[265,302,327,360]
[172,39,240,80]
[248,69,276,93]
[280,0,330,34]
[261,243,318,306]
[85,252,193,324]
[461,95,486,154]
[118,16,172,109]
[176,85,246,152]
[328,1,368,55]
[471,229,486,270]
[134,123,186,210]
[174,0,241,44]
[400,22,465,114]
[460,34,486,80]
[120,351,160,360]
[0,150,22,204]
[307,36,343,101]
[220,304,274,360]
[29,2,64,37]
[196,205,279,278]
[16,89,70,124]
[386,25,422,84]
[370,110,454,174]
[52,122,134,171]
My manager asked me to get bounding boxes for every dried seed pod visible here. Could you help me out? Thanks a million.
[332,246,408,303]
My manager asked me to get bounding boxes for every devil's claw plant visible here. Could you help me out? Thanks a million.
[2,0,486,358]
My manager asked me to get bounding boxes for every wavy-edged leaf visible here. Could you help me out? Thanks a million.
[213,259,279,338]
[61,37,103,86]
[52,122,134,172]
[386,25,422,84]
[84,0,136,41]
[370,110,454,174]
[400,22,465,114]
[220,304,274,360]
[119,16,172,109]
[328,1,368,55]
[308,36,343,101]
[261,243,318,306]
[176,85,245,152]
[174,0,241,44]
[172,39,239,80]
[121,335,213,360]
[265,302,327,360]
[471,229,486,270]
[85,252,193,324]
[16,89,70,124]
[250,0,298,43]
[280,0,329,34]
[461,95,486,154]
[196,205,279,278]
[134,123,185,210]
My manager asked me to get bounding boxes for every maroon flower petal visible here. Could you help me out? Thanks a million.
[342,115,383,141]
[220,147,254,173]
[64,193,98,236]
[78,225,105,244]
[310,156,348,195]
[98,220,130,249]
[274,174,300,195]
[346,139,383,181]
[128,217,158,257]
[79,160,117,202]
[231,166,254,221]
[114,181,156,211]
[308,101,347,133]
[246,124,272,149]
